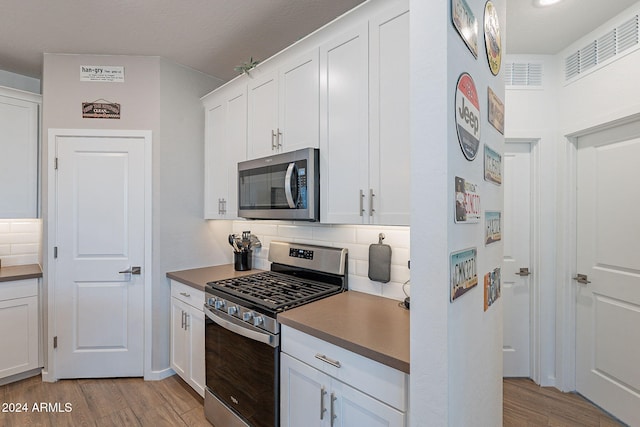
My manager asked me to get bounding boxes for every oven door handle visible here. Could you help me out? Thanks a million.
[204,306,279,348]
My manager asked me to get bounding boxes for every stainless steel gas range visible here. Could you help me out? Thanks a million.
[203,241,348,427]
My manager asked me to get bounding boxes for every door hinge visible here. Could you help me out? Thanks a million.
[53,246,58,259]
[54,157,58,170]
[53,336,58,349]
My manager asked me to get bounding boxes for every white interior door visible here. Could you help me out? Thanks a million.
[503,142,532,377]
[575,120,640,426]
[54,134,146,378]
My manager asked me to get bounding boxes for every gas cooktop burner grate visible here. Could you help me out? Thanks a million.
[208,271,341,312]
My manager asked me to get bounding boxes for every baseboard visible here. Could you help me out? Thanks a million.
[0,368,43,386]
[144,367,175,381]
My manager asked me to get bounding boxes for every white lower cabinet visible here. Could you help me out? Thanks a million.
[0,279,39,379]
[281,326,407,427]
[170,280,205,397]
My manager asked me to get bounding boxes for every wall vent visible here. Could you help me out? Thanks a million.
[504,62,543,87]
[564,13,639,82]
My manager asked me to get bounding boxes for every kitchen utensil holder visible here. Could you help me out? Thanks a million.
[234,250,252,271]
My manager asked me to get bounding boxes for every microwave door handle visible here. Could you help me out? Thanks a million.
[284,162,298,208]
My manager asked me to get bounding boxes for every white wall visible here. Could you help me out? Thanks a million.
[0,219,41,266]
[504,54,560,386]
[505,1,640,392]
[41,53,221,374]
[411,0,505,425]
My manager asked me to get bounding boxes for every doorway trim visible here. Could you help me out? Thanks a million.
[45,128,153,381]
[505,138,541,384]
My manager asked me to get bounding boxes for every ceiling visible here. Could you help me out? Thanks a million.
[0,0,638,83]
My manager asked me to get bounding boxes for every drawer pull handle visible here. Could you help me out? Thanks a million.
[315,353,341,368]
[180,292,191,298]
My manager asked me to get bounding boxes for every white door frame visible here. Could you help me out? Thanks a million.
[44,128,153,382]
[558,112,640,392]
[505,138,541,384]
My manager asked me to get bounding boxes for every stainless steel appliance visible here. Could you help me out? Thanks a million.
[237,147,319,221]
[203,241,348,427]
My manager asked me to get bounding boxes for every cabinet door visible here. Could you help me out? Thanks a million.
[319,24,370,224]
[204,95,227,219]
[0,296,39,378]
[281,353,326,427]
[279,50,320,153]
[247,72,278,159]
[203,84,247,219]
[332,379,406,427]
[187,305,205,397]
[0,92,39,218]
[170,297,188,379]
[369,3,410,225]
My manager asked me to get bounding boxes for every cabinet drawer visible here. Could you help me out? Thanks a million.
[281,325,408,411]
[170,280,205,311]
[0,278,38,302]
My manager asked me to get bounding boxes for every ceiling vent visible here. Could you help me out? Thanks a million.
[564,14,639,82]
[504,62,543,88]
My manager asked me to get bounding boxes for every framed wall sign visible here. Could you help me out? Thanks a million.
[484,144,502,185]
[487,86,504,135]
[455,176,480,224]
[483,267,501,311]
[452,0,478,58]
[483,1,502,75]
[451,247,478,302]
[455,73,481,161]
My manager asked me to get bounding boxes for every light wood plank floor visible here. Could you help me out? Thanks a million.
[0,375,627,426]
[504,378,626,427]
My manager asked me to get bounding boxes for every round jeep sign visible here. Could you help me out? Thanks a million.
[455,72,480,161]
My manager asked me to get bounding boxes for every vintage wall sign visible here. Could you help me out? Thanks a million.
[455,73,481,160]
[82,101,121,119]
[80,65,125,82]
[450,247,478,302]
[485,211,502,245]
[484,144,502,185]
[487,86,504,134]
[455,176,480,224]
[452,0,478,58]
[483,267,501,311]
[484,1,502,76]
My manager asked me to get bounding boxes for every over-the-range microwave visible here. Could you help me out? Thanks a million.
[237,147,319,221]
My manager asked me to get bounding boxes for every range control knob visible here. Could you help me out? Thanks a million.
[242,312,254,322]
[253,316,264,327]
[215,299,225,310]
[207,297,215,306]
[227,306,238,316]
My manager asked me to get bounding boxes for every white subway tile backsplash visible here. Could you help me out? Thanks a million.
[0,219,42,267]
[231,220,410,301]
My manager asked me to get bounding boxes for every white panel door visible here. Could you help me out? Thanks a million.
[576,121,640,426]
[55,135,145,378]
[502,142,531,377]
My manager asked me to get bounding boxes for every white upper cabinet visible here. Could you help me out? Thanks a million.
[247,50,319,159]
[368,3,411,225]
[319,24,370,224]
[321,0,410,225]
[0,86,40,218]
[203,82,247,219]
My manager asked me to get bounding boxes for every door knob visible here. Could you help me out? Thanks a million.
[573,273,591,285]
[515,268,531,277]
[119,266,141,275]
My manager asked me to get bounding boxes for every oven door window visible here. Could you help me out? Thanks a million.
[205,314,278,427]
[238,160,307,210]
